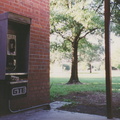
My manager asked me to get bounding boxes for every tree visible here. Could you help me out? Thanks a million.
[50,0,104,84]
[111,0,120,35]
[111,48,120,68]
[92,0,120,35]
[82,43,104,73]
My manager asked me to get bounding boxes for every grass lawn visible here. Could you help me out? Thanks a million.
[50,75,120,101]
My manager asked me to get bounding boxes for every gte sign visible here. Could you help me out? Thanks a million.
[12,86,27,96]
[9,81,28,99]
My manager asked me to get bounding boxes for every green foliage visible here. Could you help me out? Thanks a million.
[117,64,120,70]
[112,25,120,36]
[84,44,104,62]
[50,0,104,61]
[62,64,70,70]
[50,0,104,41]
[50,40,72,52]
[92,0,120,36]
[111,0,120,36]
[77,38,104,63]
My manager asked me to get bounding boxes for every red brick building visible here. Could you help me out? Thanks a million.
[0,0,50,114]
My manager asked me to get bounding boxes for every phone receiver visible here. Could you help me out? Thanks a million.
[6,56,16,72]
[9,39,15,53]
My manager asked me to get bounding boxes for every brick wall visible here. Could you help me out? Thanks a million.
[0,0,50,111]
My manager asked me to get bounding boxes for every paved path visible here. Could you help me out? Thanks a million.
[0,101,120,120]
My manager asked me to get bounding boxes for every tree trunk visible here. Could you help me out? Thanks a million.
[89,63,92,73]
[67,41,81,84]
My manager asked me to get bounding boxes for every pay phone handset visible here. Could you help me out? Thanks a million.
[6,34,16,72]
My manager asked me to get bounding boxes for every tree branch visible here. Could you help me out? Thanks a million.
[79,28,98,40]
[95,0,104,13]
[53,25,72,43]
[74,27,84,42]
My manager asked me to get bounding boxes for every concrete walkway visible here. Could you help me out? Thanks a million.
[0,101,120,120]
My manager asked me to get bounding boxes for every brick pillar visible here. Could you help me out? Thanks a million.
[0,0,50,114]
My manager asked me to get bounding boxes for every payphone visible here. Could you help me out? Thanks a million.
[7,34,16,72]
[0,12,31,99]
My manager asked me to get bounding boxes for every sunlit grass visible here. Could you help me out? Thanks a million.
[50,76,120,101]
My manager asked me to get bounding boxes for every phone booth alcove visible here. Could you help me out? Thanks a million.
[0,12,31,99]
